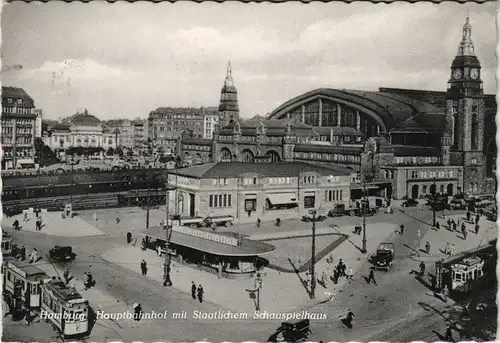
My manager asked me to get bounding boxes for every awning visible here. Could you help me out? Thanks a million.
[17,159,34,165]
[267,193,297,205]
[141,226,275,256]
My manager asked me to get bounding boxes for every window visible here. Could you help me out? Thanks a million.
[471,158,477,165]
[411,171,418,179]
[17,99,22,105]
[7,98,12,104]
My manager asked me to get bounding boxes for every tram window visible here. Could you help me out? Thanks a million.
[7,271,11,281]
[455,272,462,281]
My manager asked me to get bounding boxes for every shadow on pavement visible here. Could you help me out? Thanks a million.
[288,258,311,298]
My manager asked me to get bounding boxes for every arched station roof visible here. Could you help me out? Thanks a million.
[268,88,444,132]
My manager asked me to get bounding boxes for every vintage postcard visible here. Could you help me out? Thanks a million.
[1,1,497,342]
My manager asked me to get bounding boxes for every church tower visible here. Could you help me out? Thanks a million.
[445,16,486,195]
[218,60,240,126]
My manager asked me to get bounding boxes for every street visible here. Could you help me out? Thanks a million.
[3,205,496,342]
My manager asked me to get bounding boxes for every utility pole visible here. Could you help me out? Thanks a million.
[432,177,437,227]
[146,183,150,229]
[309,209,317,299]
[70,155,75,208]
[361,181,367,254]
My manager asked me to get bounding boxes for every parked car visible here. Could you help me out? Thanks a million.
[475,195,496,208]
[371,243,395,271]
[49,246,76,261]
[301,214,327,222]
[402,198,419,207]
[448,198,467,210]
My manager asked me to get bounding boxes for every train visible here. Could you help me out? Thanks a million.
[2,258,90,337]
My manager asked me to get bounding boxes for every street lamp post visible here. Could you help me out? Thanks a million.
[432,177,437,227]
[255,273,262,311]
[361,182,368,254]
[163,181,175,287]
[309,209,317,299]
[69,155,76,208]
[146,183,150,229]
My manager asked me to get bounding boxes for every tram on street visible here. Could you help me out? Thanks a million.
[450,256,485,293]
[41,278,89,337]
[2,233,13,255]
[2,259,90,337]
[2,258,51,308]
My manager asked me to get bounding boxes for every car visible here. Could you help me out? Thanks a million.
[371,243,395,271]
[49,246,76,261]
[402,198,419,207]
[449,198,467,210]
[301,214,327,222]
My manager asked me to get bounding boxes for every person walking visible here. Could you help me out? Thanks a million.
[157,244,162,258]
[63,267,71,284]
[475,213,480,225]
[400,224,404,235]
[442,284,450,303]
[444,242,450,255]
[127,232,132,244]
[417,229,421,240]
[419,261,426,276]
[367,268,376,284]
[425,241,431,254]
[475,224,479,234]
[140,259,147,276]
[444,325,453,341]
[346,267,353,280]
[23,212,28,222]
[450,243,456,256]
[256,218,261,228]
[345,310,354,328]
[191,281,197,299]
[435,221,440,230]
[466,211,471,222]
[93,212,97,222]
[197,285,204,303]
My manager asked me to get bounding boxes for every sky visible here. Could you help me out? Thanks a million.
[1,2,497,121]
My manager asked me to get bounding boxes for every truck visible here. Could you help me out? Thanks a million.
[327,201,377,217]
[371,242,395,271]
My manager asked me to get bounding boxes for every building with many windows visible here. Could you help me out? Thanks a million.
[1,86,38,169]
[43,109,117,159]
[202,106,219,139]
[179,17,496,199]
[166,162,350,221]
[104,119,135,148]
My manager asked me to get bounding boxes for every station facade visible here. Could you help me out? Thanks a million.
[179,18,496,200]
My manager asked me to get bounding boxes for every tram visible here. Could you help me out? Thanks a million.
[41,278,89,337]
[2,259,90,337]
[2,259,50,308]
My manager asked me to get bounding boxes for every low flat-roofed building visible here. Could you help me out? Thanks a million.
[166,161,351,222]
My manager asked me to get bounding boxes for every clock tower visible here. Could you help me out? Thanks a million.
[445,16,486,195]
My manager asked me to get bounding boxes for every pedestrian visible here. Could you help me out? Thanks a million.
[444,325,453,341]
[400,224,404,235]
[452,221,457,232]
[442,285,449,303]
[191,281,196,299]
[247,210,252,217]
[419,261,425,276]
[157,244,162,258]
[466,211,471,222]
[435,221,440,230]
[451,243,456,256]
[417,229,421,240]
[133,303,143,321]
[93,212,97,222]
[23,212,28,222]
[475,213,480,225]
[368,268,376,284]
[140,259,147,276]
[116,216,120,224]
[345,310,354,328]
[256,218,261,228]
[63,267,71,284]
[346,267,353,280]
[127,232,132,244]
[425,241,431,254]
[197,285,204,303]
[447,218,451,228]
[444,242,450,255]
[217,263,222,279]
[29,248,38,263]
[475,224,479,234]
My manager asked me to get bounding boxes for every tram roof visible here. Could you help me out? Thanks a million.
[44,279,85,302]
[7,260,49,281]
[141,226,275,257]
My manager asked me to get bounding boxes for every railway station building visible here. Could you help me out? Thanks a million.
[179,18,496,200]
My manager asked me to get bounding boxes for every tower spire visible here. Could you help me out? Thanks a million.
[224,59,234,87]
[457,15,475,56]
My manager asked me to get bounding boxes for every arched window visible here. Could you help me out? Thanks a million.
[471,112,478,150]
[220,148,232,162]
[241,149,255,163]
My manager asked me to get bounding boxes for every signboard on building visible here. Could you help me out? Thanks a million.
[172,225,238,246]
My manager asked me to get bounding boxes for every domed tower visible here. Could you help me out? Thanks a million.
[445,16,486,195]
[218,60,240,126]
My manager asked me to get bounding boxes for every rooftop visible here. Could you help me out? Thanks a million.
[141,226,275,256]
[170,161,351,179]
[2,86,35,108]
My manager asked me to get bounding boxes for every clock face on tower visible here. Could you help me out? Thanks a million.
[470,68,479,80]
[453,68,462,79]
